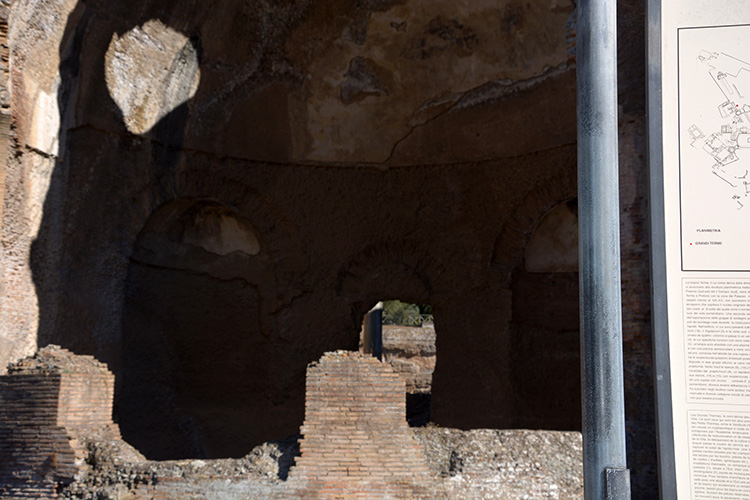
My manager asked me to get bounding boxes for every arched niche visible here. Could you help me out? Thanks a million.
[524,198,579,273]
[117,199,301,460]
[511,198,581,430]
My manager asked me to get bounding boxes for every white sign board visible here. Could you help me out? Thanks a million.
[649,1,750,498]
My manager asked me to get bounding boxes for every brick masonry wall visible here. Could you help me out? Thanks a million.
[380,325,436,394]
[0,346,582,500]
[0,345,120,499]
[287,351,445,500]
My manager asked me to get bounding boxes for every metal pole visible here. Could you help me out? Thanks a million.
[577,0,631,499]
[365,302,383,361]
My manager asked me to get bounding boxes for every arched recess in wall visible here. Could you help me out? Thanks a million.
[490,170,580,431]
[117,198,295,460]
[513,198,581,430]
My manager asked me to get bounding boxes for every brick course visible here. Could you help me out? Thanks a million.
[1,347,582,499]
[0,345,121,499]
[287,351,445,499]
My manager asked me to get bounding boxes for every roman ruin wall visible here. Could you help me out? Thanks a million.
[1,347,583,499]
[0,0,655,496]
[0,345,126,499]
[288,350,441,499]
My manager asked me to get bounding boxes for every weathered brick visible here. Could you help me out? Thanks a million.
[0,346,121,499]
[287,351,446,499]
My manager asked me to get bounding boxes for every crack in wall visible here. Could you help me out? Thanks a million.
[381,61,574,164]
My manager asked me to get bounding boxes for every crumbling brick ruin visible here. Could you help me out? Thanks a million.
[1,348,583,499]
[0,346,122,498]
[289,351,442,499]
[0,0,655,496]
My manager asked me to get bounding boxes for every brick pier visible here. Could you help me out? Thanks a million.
[288,351,445,499]
[0,346,121,499]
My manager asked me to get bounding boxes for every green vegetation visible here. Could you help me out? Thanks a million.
[381,300,433,326]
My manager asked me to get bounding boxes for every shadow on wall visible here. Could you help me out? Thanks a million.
[119,199,286,459]
[28,0,314,459]
[31,0,201,364]
[511,198,581,431]
[24,0,583,462]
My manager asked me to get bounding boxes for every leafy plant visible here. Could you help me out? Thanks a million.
[382,300,432,326]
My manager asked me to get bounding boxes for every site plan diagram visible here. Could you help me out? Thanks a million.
[679,24,750,271]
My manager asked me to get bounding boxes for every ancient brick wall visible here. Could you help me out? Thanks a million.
[0,0,657,494]
[0,345,120,499]
[288,351,444,500]
[0,346,583,499]
[380,324,436,394]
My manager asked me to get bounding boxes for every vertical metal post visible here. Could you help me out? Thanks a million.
[364,302,383,361]
[577,0,631,499]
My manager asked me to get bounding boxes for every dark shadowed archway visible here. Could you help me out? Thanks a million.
[117,199,298,459]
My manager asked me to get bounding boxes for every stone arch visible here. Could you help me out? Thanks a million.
[176,166,306,292]
[490,168,577,274]
[336,240,444,321]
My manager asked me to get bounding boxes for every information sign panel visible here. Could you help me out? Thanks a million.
[649,1,750,498]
